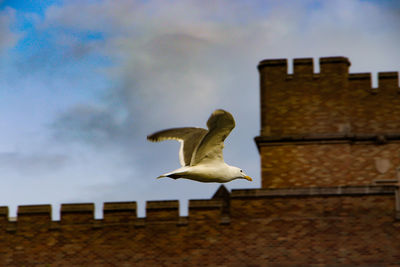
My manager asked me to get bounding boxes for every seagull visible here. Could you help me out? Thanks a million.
[147,109,252,183]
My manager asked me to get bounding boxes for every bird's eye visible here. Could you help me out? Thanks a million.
[240,169,243,172]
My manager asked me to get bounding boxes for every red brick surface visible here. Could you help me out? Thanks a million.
[261,143,400,188]
[0,190,399,266]
[258,56,400,189]
[259,57,400,136]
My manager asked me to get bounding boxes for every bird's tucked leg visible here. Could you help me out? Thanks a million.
[166,174,181,179]
[157,174,180,179]
[157,167,189,180]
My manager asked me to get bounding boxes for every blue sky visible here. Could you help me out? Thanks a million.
[1,0,399,219]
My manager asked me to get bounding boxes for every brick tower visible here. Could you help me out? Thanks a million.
[255,56,400,188]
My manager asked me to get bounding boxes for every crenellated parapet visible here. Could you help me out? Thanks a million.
[0,197,228,231]
[258,56,351,82]
[0,185,399,232]
[258,56,399,137]
[258,56,399,88]
[1,185,400,265]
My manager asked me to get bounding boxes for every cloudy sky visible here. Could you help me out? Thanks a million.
[0,0,399,219]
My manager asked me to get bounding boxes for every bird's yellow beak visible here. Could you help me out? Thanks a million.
[244,176,252,181]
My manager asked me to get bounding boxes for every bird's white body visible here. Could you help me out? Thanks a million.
[160,163,243,183]
[147,109,252,183]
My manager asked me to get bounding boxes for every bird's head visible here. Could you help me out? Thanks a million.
[230,166,252,182]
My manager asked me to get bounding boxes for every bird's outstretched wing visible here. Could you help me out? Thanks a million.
[147,127,207,166]
[190,109,235,166]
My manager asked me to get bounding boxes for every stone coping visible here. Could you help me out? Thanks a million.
[231,185,396,199]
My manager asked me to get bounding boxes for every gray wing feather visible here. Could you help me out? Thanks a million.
[190,109,235,165]
[147,127,207,166]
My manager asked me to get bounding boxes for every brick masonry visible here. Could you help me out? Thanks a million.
[257,56,400,188]
[260,142,400,188]
[258,57,400,136]
[0,186,400,266]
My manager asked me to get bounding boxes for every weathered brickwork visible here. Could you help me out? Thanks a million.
[259,57,400,136]
[260,142,400,188]
[230,189,400,266]
[0,187,399,266]
[257,56,400,188]
[349,72,400,133]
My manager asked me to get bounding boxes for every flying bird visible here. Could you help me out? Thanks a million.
[147,109,252,183]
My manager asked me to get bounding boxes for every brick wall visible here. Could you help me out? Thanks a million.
[258,57,400,136]
[0,186,399,266]
[259,142,400,188]
[257,56,400,188]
